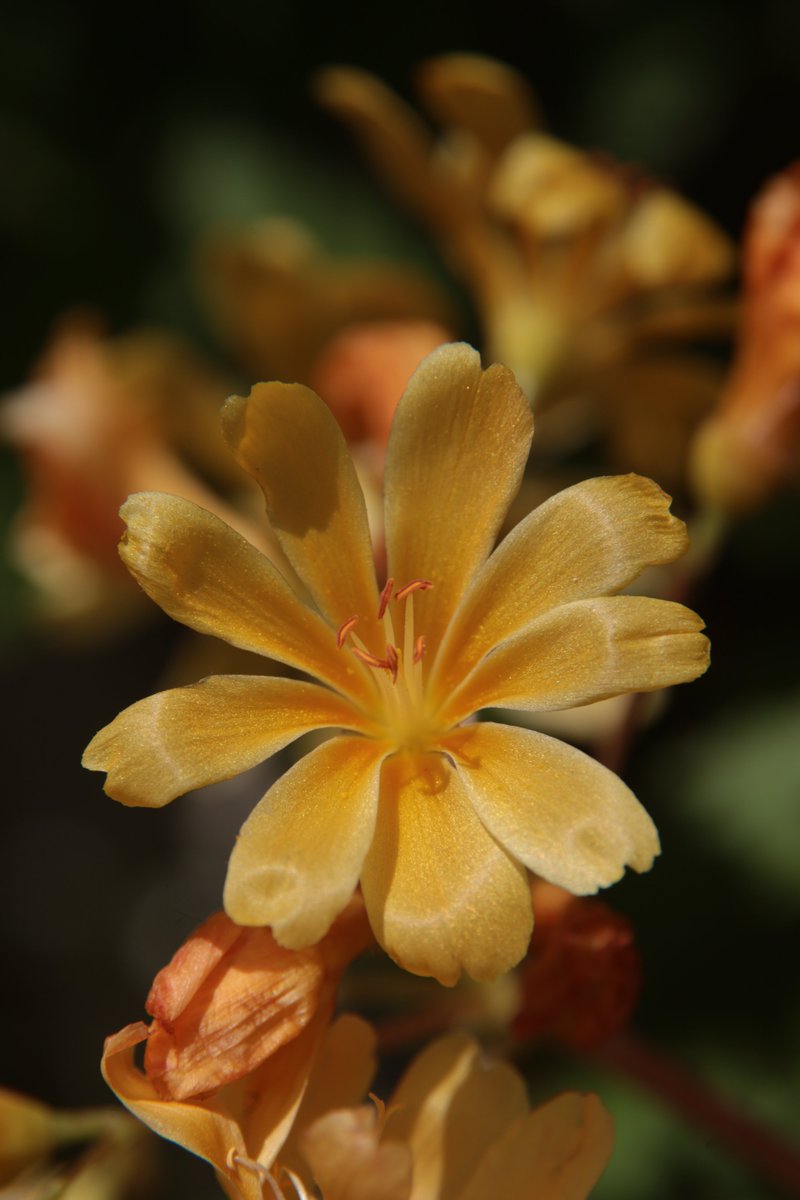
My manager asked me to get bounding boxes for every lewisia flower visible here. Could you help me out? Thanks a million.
[84,342,709,984]
[105,1005,613,1200]
[316,55,734,486]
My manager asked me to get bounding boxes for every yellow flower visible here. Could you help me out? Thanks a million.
[84,343,708,984]
[104,1011,614,1200]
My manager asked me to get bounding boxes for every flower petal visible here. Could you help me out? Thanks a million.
[447,596,709,719]
[416,55,540,159]
[224,736,385,947]
[383,1032,527,1200]
[459,1092,614,1200]
[222,382,379,630]
[301,1107,413,1200]
[361,750,532,985]
[119,493,370,703]
[430,475,689,699]
[83,676,368,808]
[384,344,532,655]
[444,723,658,893]
[101,1022,260,1200]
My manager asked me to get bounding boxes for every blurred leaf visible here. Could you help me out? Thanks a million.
[646,692,800,903]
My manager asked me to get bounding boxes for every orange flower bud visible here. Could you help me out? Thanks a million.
[142,897,372,1101]
[513,881,641,1051]
[691,164,800,513]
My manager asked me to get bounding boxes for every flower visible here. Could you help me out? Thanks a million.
[104,1005,613,1200]
[315,55,734,487]
[2,315,267,630]
[690,163,800,513]
[84,342,709,985]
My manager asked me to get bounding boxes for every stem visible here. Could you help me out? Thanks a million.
[595,1032,800,1198]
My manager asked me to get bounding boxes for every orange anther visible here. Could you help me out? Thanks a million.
[413,635,427,664]
[377,578,394,619]
[394,578,433,602]
[336,615,359,648]
[385,643,399,683]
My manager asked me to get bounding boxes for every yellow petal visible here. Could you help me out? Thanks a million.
[224,736,386,947]
[83,676,370,808]
[416,54,539,158]
[100,1022,259,1200]
[384,344,532,656]
[119,493,370,704]
[222,383,379,630]
[444,723,659,893]
[301,1107,413,1200]
[430,474,689,700]
[459,1092,614,1200]
[361,750,532,985]
[620,188,734,287]
[383,1032,527,1200]
[448,596,709,719]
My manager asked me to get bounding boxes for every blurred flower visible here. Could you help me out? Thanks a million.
[105,1002,613,1200]
[316,54,734,485]
[513,881,641,1052]
[84,343,708,985]
[200,217,454,383]
[2,315,268,630]
[0,1086,148,1198]
[690,163,800,513]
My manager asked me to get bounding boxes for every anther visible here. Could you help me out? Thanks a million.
[394,578,433,602]
[413,635,426,664]
[352,646,391,671]
[377,578,394,620]
[336,615,359,648]
[385,643,399,683]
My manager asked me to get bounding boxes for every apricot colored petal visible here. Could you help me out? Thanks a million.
[301,1107,413,1200]
[222,383,378,629]
[224,736,385,947]
[416,55,539,158]
[83,676,369,808]
[384,1032,527,1200]
[361,751,532,985]
[119,494,370,704]
[448,596,709,719]
[430,475,688,697]
[384,344,532,654]
[101,1023,260,1200]
[284,1015,377,1164]
[445,723,658,894]
[459,1092,614,1200]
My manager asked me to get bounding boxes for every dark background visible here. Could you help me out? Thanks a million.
[2,1,800,1197]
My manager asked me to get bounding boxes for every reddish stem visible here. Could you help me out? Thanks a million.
[595,1031,800,1198]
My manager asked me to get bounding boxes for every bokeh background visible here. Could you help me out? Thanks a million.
[2,1,800,1196]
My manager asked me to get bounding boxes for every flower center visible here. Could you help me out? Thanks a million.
[337,578,437,751]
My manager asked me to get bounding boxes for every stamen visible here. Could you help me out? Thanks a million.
[353,646,393,672]
[281,1168,311,1200]
[394,578,433,602]
[413,635,426,664]
[336,615,359,648]
[385,643,399,683]
[377,578,394,620]
[228,1152,284,1199]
